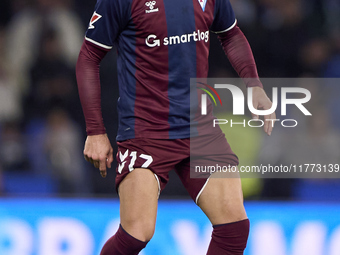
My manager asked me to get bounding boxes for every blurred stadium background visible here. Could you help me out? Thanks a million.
[0,0,339,254]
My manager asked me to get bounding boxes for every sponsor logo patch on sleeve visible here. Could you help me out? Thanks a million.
[88,12,102,29]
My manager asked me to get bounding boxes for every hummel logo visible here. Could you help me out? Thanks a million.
[145,1,159,13]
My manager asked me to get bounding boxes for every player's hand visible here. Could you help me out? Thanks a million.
[83,134,114,178]
[250,86,276,136]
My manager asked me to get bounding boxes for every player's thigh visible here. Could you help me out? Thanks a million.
[118,168,159,241]
[197,168,247,225]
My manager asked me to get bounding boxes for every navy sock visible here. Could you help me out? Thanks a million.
[100,225,148,255]
[206,219,250,255]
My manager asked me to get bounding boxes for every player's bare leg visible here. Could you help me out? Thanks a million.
[197,169,249,255]
[198,172,247,224]
[100,168,159,255]
[119,168,159,241]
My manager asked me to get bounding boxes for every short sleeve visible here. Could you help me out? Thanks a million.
[85,0,131,50]
[210,0,236,33]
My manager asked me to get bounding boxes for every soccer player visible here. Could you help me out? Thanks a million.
[76,0,276,254]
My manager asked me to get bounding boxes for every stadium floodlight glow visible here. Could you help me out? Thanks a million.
[201,85,312,116]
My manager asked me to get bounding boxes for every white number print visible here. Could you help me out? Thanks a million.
[118,150,154,174]
[128,151,137,172]
[140,154,153,168]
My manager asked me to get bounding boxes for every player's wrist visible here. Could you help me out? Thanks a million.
[245,78,263,88]
[86,128,107,136]
[87,133,108,138]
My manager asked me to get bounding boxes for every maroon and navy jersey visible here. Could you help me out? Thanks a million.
[85,0,236,141]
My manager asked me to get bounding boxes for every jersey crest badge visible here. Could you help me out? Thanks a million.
[88,12,102,29]
[145,1,159,13]
[197,0,207,11]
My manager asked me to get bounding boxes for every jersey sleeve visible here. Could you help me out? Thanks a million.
[210,0,236,33]
[85,0,131,50]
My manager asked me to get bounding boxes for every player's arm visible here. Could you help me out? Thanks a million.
[76,40,113,177]
[76,0,130,176]
[217,25,276,136]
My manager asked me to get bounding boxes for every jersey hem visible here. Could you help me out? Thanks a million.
[116,133,191,142]
[211,19,237,34]
[85,36,113,50]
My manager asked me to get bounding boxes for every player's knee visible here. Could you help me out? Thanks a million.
[138,220,155,241]
[122,219,155,242]
[211,205,247,225]
[142,224,155,241]
[225,207,247,223]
